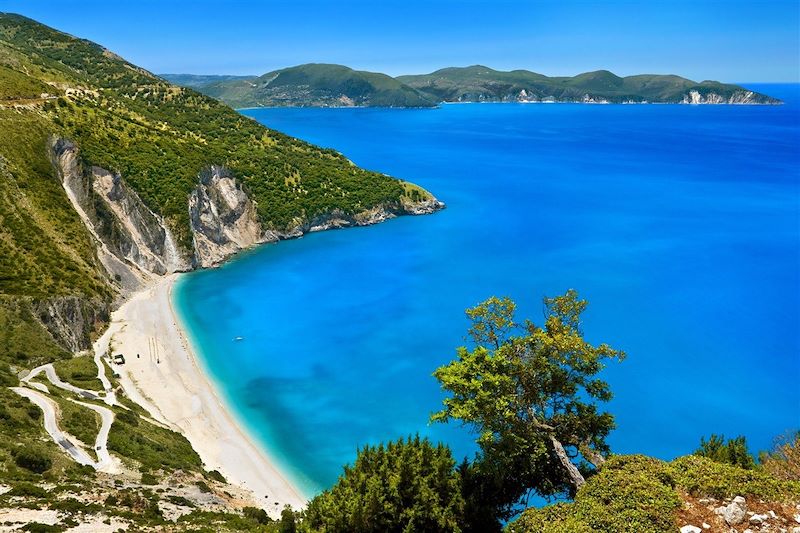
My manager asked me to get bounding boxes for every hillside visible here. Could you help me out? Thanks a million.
[0,12,442,530]
[174,64,780,107]
[169,63,438,108]
[398,65,780,104]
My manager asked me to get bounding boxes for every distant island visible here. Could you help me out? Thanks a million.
[163,63,781,108]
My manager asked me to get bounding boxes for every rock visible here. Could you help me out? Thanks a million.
[724,497,747,526]
[795,513,800,524]
[750,513,768,524]
[680,526,701,533]
[702,524,710,530]
[714,506,727,515]
[769,510,777,519]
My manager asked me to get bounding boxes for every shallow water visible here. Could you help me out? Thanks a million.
[175,84,800,497]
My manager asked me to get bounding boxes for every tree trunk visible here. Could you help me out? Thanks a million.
[578,441,606,469]
[549,435,586,492]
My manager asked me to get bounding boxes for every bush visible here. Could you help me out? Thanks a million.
[695,434,755,469]
[8,482,47,498]
[670,454,800,501]
[14,446,52,474]
[242,506,270,524]
[305,435,464,533]
[508,455,681,533]
[760,431,800,481]
[509,454,800,533]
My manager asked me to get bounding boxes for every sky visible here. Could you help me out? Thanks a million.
[1,0,798,82]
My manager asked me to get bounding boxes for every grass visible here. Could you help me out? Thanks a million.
[52,355,103,391]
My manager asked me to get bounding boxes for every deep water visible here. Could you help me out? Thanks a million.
[175,84,800,498]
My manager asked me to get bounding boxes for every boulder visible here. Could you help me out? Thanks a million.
[723,496,747,526]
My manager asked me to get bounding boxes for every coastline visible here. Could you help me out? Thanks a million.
[97,274,306,517]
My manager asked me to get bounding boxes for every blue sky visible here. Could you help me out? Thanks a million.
[1,0,798,81]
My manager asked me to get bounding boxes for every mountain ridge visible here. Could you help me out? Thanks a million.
[164,63,781,108]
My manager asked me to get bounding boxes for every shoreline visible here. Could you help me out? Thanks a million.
[98,274,306,517]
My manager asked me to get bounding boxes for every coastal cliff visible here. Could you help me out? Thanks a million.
[52,138,444,281]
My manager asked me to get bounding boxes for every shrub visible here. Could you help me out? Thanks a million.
[760,431,800,481]
[207,469,226,483]
[695,434,755,469]
[242,506,270,524]
[14,446,52,474]
[670,454,800,501]
[305,435,464,533]
[508,455,681,533]
[8,482,47,498]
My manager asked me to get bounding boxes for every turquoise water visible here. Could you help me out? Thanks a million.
[175,84,800,497]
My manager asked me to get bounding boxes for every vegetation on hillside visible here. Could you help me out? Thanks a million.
[398,65,780,103]
[167,63,438,108]
[172,63,780,107]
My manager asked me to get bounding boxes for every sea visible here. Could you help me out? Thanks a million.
[174,84,800,498]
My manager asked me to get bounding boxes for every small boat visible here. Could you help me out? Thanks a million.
[234,336,244,342]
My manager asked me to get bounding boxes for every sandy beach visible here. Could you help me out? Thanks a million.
[96,274,306,516]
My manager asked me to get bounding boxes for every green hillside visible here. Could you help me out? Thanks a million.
[175,63,438,108]
[0,12,440,515]
[398,65,780,103]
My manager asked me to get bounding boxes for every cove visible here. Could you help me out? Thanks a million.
[175,84,800,497]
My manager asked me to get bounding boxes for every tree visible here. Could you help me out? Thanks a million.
[759,431,800,481]
[695,434,755,469]
[303,435,464,533]
[432,290,624,512]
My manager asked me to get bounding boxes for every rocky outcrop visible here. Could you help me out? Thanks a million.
[49,138,190,290]
[189,166,277,268]
[681,90,768,104]
[32,296,109,353]
[92,167,188,276]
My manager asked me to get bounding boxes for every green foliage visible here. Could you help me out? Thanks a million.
[695,434,755,469]
[52,355,103,391]
[304,435,465,533]
[107,400,202,473]
[398,65,780,104]
[280,505,297,533]
[243,506,271,524]
[8,482,47,498]
[432,290,624,510]
[180,63,437,108]
[13,445,53,473]
[509,453,800,533]
[670,454,800,501]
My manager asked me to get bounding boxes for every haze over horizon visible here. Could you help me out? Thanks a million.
[1,0,798,83]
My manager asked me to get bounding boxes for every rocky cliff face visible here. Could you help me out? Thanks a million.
[32,296,110,353]
[49,138,190,291]
[189,166,278,268]
[680,90,765,104]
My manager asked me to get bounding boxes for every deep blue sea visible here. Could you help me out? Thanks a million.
[175,84,800,498]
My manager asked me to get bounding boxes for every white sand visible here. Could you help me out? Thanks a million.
[97,274,305,516]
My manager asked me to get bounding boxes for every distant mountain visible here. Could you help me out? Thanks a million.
[160,73,256,89]
[398,65,779,104]
[172,64,438,108]
[173,64,779,108]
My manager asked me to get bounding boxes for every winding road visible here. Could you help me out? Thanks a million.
[11,387,95,467]
[15,360,120,473]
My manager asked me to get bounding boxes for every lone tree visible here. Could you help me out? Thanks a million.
[432,290,624,510]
